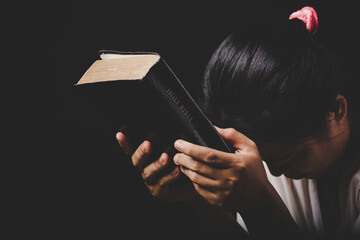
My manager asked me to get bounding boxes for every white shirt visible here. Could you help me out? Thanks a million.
[236,162,360,236]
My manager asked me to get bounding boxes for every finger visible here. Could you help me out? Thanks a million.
[214,127,255,151]
[174,153,218,179]
[131,140,152,170]
[142,152,169,185]
[192,182,219,202]
[174,140,235,168]
[192,182,226,209]
[155,167,181,188]
[179,166,221,189]
[116,132,136,155]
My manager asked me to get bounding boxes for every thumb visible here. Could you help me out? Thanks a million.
[214,126,253,150]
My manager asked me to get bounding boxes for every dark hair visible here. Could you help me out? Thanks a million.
[200,19,357,144]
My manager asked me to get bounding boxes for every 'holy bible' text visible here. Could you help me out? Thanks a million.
[166,87,194,121]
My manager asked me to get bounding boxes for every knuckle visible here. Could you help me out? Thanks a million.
[228,128,237,135]
[193,183,200,191]
[186,147,194,156]
[132,149,143,164]
[192,161,201,171]
[234,161,246,172]
[223,178,236,189]
[142,171,151,183]
[206,151,218,163]
[224,128,237,137]
[155,158,164,169]
[190,171,199,183]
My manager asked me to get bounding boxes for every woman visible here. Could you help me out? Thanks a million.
[116,7,359,239]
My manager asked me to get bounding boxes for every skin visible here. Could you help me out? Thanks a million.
[260,95,350,180]
[116,95,351,237]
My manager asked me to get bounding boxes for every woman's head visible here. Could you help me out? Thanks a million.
[200,16,356,178]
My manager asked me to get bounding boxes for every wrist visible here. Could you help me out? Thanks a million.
[236,181,277,215]
[237,183,301,238]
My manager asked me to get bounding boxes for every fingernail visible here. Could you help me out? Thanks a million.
[116,132,122,141]
[159,153,166,165]
[173,154,179,164]
[116,132,120,139]
[141,141,148,153]
[174,140,184,150]
[116,133,123,147]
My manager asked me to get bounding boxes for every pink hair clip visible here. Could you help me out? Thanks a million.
[289,6,319,35]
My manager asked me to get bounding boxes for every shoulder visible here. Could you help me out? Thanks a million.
[348,167,360,209]
[345,165,360,234]
[350,168,360,184]
[346,148,360,204]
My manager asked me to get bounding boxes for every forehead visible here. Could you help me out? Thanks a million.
[257,142,297,160]
[257,135,325,162]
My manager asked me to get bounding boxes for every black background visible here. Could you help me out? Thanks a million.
[43,0,359,238]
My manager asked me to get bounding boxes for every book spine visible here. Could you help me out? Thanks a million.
[143,59,231,153]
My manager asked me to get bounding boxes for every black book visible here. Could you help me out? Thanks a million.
[75,50,232,167]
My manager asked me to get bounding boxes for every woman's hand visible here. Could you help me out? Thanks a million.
[173,127,271,212]
[116,132,197,201]
[173,126,301,238]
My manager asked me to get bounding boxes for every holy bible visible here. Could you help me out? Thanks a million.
[75,50,231,164]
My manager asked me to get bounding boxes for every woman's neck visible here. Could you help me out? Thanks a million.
[316,116,359,232]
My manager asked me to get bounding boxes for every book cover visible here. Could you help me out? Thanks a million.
[75,50,232,166]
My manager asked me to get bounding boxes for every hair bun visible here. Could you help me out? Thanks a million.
[289,6,318,35]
